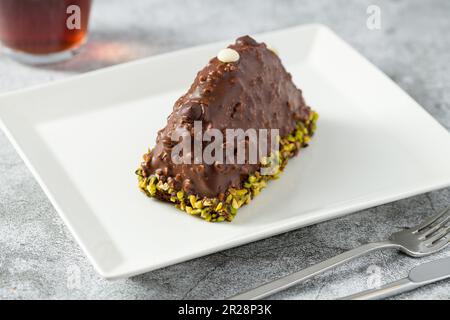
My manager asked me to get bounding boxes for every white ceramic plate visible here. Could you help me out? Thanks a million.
[1,25,450,279]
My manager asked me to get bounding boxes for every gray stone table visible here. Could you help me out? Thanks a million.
[1,0,449,299]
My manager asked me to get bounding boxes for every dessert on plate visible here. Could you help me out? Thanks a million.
[136,35,318,222]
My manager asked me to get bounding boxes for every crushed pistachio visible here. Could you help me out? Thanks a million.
[136,111,318,222]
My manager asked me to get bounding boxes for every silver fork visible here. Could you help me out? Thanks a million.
[229,206,450,300]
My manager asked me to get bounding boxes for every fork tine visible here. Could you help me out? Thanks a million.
[414,206,450,232]
[424,226,450,247]
[421,213,450,237]
[428,237,450,251]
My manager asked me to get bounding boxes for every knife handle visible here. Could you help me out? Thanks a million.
[340,278,421,300]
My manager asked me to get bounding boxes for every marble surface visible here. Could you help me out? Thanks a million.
[1,0,449,300]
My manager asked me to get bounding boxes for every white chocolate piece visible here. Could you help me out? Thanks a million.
[266,44,279,55]
[217,48,240,63]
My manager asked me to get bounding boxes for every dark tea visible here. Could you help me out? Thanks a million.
[0,0,91,63]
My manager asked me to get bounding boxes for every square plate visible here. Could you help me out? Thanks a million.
[1,24,450,279]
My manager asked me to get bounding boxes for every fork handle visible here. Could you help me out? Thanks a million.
[229,240,396,300]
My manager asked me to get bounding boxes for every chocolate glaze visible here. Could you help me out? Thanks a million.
[141,36,311,197]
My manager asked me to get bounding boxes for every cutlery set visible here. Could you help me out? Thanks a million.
[230,206,450,300]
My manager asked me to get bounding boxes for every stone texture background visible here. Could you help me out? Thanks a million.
[0,0,449,299]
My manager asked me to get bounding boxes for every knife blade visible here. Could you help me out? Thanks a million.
[340,256,450,300]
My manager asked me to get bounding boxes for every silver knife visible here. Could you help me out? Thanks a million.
[340,256,450,300]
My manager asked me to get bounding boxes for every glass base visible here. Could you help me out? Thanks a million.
[1,42,85,65]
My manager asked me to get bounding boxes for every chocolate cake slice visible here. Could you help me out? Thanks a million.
[136,36,318,222]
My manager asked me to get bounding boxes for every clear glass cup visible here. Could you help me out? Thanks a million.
[0,0,92,65]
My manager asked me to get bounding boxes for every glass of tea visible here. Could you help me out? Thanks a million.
[0,0,92,65]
